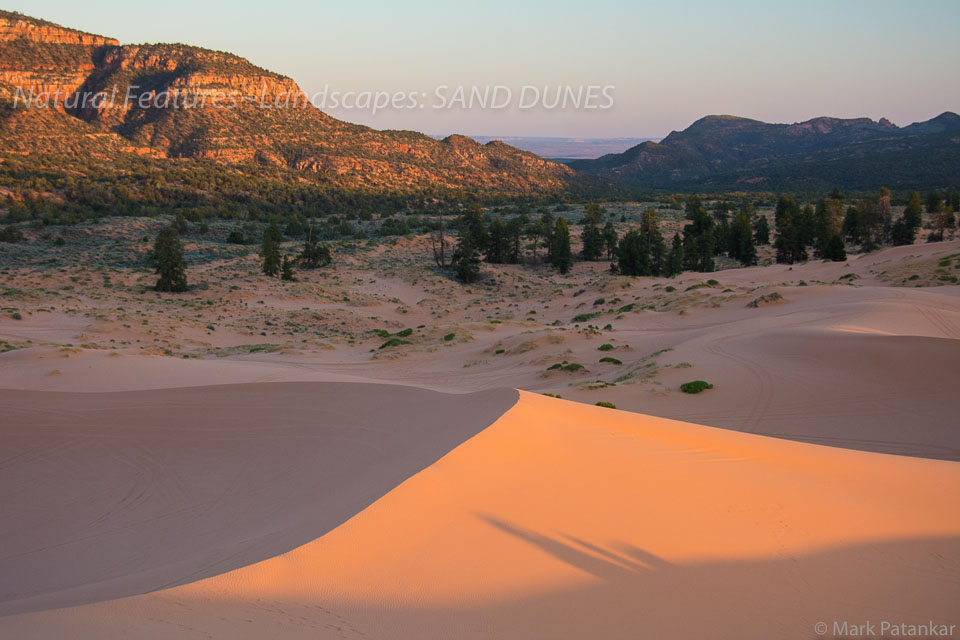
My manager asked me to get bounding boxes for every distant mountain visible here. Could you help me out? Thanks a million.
[462,136,656,160]
[0,10,587,209]
[570,112,960,191]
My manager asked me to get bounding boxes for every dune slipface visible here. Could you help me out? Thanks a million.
[1,390,958,639]
[0,382,518,616]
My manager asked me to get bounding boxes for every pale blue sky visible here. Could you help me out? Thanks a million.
[9,0,960,137]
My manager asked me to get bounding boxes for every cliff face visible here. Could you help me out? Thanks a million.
[0,11,577,197]
[0,11,118,46]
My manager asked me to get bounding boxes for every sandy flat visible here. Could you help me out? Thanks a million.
[1,390,957,639]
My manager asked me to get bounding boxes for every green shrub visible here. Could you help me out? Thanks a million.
[395,328,413,337]
[680,380,713,394]
[599,357,622,365]
[379,338,412,349]
[595,401,617,409]
[665,285,676,292]
[443,332,456,341]
[572,312,602,323]
[11,312,22,320]
[0,226,25,243]
[746,292,784,308]
[598,343,614,351]
[548,362,585,372]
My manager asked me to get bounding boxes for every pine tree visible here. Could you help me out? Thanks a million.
[773,195,807,264]
[813,199,832,258]
[540,210,555,263]
[859,199,882,251]
[486,217,508,263]
[505,216,525,264]
[616,229,652,276]
[753,215,771,245]
[903,191,923,234]
[154,226,188,292]
[682,199,715,272]
[878,187,892,243]
[581,203,604,261]
[280,255,296,281]
[639,210,667,274]
[665,232,684,277]
[798,203,817,249]
[843,205,863,244]
[730,209,757,266]
[461,205,489,253]
[452,232,482,283]
[823,234,847,261]
[524,217,545,265]
[551,217,573,274]
[602,222,618,259]
[261,222,282,277]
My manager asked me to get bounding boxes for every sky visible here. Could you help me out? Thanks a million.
[8,0,960,138]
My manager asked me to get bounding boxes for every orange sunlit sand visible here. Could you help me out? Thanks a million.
[2,387,957,639]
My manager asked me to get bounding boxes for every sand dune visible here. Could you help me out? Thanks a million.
[0,383,517,616]
[1,390,957,639]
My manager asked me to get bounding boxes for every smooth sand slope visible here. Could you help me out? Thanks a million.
[1,390,958,639]
[0,383,518,616]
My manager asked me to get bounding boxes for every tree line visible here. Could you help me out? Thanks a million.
[446,188,956,282]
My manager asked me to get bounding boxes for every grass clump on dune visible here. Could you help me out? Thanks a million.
[680,380,713,394]
[597,343,614,351]
[595,401,617,409]
[599,356,622,365]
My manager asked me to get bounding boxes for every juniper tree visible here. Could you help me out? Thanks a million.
[154,226,188,292]
[298,235,331,268]
[280,255,296,281]
[551,217,573,274]
[261,222,282,277]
